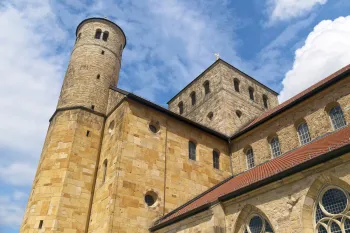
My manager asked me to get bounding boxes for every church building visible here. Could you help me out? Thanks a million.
[20,18,350,233]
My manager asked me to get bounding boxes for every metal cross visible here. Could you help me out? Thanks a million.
[214,53,220,60]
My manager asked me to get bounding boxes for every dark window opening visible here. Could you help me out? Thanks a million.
[203,81,210,95]
[39,220,43,229]
[263,94,268,108]
[102,159,107,184]
[190,92,196,105]
[234,78,240,92]
[102,31,109,41]
[145,194,155,206]
[95,29,102,39]
[96,74,100,79]
[149,124,159,133]
[101,50,105,55]
[189,141,196,161]
[207,112,213,120]
[236,110,242,118]
[213,151,220,169]
[178,102,184,115]
[249,87,254,101]
[86,130,90,137]
[91,105,95,110]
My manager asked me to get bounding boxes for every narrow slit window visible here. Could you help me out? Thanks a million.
[86,130,90,137]
[95,29,102,39]
[102,31,109,41]
[213,150,220,169]
[91,105,95,110]
[203,81,210,95]
[102,159,107,184]
[234,78,240,92]
[39,220,43,229]
[178,101,184,115]
[190,92,196,105]
[263,94,268,108]
[96,74,100,79]
[246,148,255,169]
[189,141,196,161]
[249,87,254,101]
[101,50,105,55]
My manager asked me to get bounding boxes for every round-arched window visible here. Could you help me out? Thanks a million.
[144,191,158,207]
[244,215,274,233]
[315,187,350,233]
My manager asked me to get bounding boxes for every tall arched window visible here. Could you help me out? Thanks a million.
[246,148,255,169]
[270,137,281,158]
[329,105,346,130]
[234,78,240,92]
[203,81,210,95]
[188,141,196,161]
[95,29,102,39]
[297,122,311,145]
[102,159,108,184]
[213,150,220,169]
[263,94,268,108]
[190,92,196,105]
[244,215,275,233]
[102,31,109,41]
[249,87,255,101]
[314,186,350,233]
[178,101,184,115]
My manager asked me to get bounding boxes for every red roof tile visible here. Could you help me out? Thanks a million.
[233,64,350,138]
[154,125,350,228]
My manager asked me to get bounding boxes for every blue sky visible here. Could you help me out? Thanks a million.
[1,0,350,232]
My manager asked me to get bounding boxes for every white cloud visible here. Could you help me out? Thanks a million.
[268,0,327,23]
[0,163,36,186]
[0,195,25,227]
[279,16,350,102]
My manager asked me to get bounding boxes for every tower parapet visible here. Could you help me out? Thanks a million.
[57,18,126,114]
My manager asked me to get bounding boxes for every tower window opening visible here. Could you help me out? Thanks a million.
[203,81,210,95]
[263,94,268,108]
[189,141,196,161]
[95,29,102,39]
[207,112,213,120]
[101,50,105,55]
[213,150,220,169]
[102,159,107,184]
[178,101,184,115]
[144,191,158,207]
[190,92,196,105]
[38,220,43,229]
[102,31,109,41]
[248,87,255,101]
[86,130,90,137]
[91,105,95,110]
[96,74,100,79]
[234,78,240,92]
[236,110,242,118]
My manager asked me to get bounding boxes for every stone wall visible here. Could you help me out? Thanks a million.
[168,60,278,135]
[87,97,232,233]
[231,76,350,175]
[20,109,104,233]
[152,152,350,233]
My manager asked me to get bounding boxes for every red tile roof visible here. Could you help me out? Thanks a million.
[232,64,350,139]
[153,125,350,228]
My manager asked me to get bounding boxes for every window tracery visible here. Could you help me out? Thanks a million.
[243,214,274,233]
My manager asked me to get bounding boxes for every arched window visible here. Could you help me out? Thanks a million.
[207,112,214,120]
[203,81,210,95]
[236,110,242,118]
[178,101,184,115]
[213,150,220,169]
[190,92,196,105]
[244,215,275,233]
[102,159,107,184]
[249,87,254,101]
[246,148,255,169]
[297,122,311,145]
[234,78,240,92]
[314,186,350,233]
[263,94,268,108]
[329,105,346,130]
[270,137,281,158]
[95,29,102,39]
[102,31,109,41]
[188,141,196,161]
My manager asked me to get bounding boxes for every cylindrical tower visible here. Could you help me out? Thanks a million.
[20,18,126,233]
[57,17,126,114]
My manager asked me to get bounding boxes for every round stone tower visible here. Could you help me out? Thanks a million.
[57,17,126,114]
